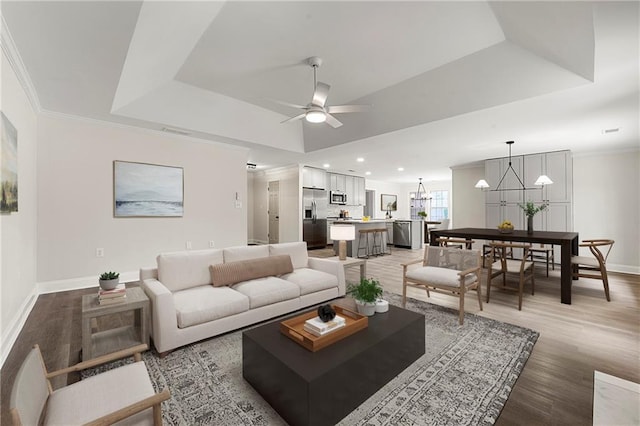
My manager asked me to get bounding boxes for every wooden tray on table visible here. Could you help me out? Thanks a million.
[280,305,368,352]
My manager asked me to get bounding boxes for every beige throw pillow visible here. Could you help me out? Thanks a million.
[210,255,294,287]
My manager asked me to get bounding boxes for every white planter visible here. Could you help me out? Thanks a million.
[99,278,119,291]
[375,299,389,313]
[355,300,377,316]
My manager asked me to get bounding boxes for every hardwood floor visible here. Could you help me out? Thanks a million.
[1,247,638,425]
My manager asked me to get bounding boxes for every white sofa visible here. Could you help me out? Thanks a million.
[140,242,345,354]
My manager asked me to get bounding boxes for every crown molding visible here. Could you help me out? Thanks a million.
[1,14,42,113]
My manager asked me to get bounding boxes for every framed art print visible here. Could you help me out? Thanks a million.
[114,161,183,217]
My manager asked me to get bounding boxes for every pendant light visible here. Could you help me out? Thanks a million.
[474,141,553,191]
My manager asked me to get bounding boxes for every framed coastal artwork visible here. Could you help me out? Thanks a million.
[1,112,18,213]
[381,194,397,211]
[114,161,184,217]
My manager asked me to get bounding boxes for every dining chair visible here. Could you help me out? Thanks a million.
[528,243,555,276]
[402,246,482,325]
[571,239,615,301]
[436,237,473,249]
[486,242,535,310]
[10,344,170,426]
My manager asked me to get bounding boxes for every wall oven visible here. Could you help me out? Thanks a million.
[330,191,347,205]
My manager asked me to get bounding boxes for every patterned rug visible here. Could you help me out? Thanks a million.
[84,293,538,425]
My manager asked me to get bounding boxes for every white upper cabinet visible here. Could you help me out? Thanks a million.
[302,166,327,189]
[328,173,366,205]
[523,151,572,203]
[330,173,346,192]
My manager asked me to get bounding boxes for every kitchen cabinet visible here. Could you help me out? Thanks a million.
[329,173,346,192]
[523,151,572,203]
[328,173,366,206]
[302,166,327,189]
[484,156,524,204]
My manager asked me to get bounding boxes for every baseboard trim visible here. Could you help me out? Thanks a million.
[608,264,640,276]
[0,287,38,368]
[37,270,140,294]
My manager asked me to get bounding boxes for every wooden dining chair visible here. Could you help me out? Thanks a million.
[528,243,555,276]
[571,239,615,301]
[486,242,535,310]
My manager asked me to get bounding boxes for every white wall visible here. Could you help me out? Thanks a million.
[1,50,39,364]
[36,114,249,288]
[365,179,408,219]
[573,150,639,274]
[249,165,300,244]
[451,164,486,228]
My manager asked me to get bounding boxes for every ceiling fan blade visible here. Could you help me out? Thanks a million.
[327,104,371,114]
[311,82,330,107]
[265,98,307,110]
[324,113,343,128]
[280,113,306,124]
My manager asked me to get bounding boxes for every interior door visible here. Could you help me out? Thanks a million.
[268,181,279,244]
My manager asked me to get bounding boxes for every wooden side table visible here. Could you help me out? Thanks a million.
[81,286,149,360]
[327,256,367,281]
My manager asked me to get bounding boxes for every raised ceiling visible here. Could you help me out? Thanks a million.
[2,1,638,182]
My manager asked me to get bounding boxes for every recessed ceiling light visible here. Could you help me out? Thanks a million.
[365,171,371,175]
[398,167,404,172]
[323,164,330,168]
[356,157,364,162]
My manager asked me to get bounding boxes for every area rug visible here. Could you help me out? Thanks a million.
[84,293,539,425]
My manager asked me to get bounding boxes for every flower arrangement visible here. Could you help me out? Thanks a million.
[518,201,547,217]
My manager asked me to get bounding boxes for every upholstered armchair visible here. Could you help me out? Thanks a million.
[10,343,170,426]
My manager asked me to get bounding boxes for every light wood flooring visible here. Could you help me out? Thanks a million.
[1,246,638,425]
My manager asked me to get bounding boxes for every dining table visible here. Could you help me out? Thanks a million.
[429,227,579,304]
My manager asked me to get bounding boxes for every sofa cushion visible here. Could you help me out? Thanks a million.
[232,277,300,309]
[223,245,269,263]
[269,242,309,269]
[210,255,293,287]
[281,268,339,296]
[158,249,224,292]
[173,286,249,328]
[405,266,477,288]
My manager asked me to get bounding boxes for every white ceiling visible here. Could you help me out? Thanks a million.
[2,1,638,183]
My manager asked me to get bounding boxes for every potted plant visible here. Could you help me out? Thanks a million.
[518,201,547,234]
[417,211,427,219]
[347,278,383,316]
[99,271,120,290]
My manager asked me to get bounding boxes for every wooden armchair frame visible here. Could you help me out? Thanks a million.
[486,242,535,310]
[571,239,615,301]
[402,246,482,325]
[10,343,170,426]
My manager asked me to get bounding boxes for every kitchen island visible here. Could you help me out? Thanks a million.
[331,219,394,258]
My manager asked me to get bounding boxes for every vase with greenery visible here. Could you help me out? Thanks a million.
[99,271,120,290]
[417,211,427,219]
[518,201,547,234]
[347,278,383,316]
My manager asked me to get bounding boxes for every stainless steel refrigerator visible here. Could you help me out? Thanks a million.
[303,188,327,249]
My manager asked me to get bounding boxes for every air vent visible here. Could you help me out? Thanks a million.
[247,163,257,170]
[603,128,620,134]
[161,127,191,136]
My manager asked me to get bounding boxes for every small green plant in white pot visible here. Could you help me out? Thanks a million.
[99,271,120,290]
[347,278,383,316]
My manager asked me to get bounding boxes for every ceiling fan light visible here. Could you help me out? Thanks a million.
[305,110,326,123]
[534,175,553,186]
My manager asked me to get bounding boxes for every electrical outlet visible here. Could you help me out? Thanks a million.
[96,248,104,257]
[235,200,242,208]
[186,241,192,249]
[209,240,215,248]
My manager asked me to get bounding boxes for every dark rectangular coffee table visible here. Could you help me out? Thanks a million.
[243,304,425,426]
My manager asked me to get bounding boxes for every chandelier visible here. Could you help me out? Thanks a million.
[474,141,553,191]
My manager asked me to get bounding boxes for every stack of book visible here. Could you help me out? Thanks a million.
[98,284,126,305]
[303,315,346,337]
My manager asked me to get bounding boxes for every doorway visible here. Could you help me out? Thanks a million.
[268,181,279,244]
[365,190,375,217]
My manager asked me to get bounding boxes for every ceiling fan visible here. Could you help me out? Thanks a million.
[272,57,370,128]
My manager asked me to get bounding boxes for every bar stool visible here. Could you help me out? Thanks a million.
[357,229,374,258]
[373,228,391,255]
[371,228,383,256]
